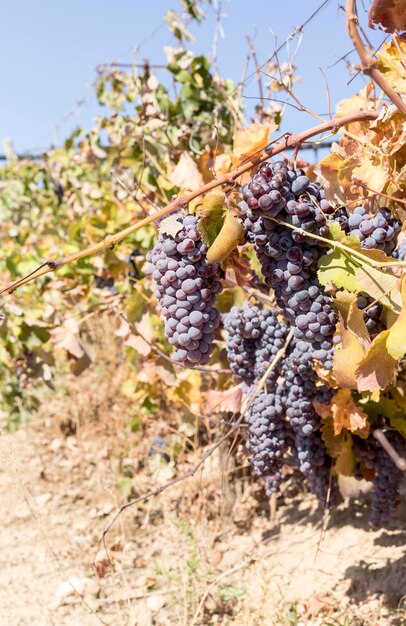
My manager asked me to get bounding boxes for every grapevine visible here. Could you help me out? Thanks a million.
[0,0,405,540]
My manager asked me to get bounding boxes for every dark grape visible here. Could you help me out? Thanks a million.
[353,431,406,527]
[147,215,222,366]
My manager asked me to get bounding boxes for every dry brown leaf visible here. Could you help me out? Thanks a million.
[125,334,151,356]
[369,0,406,36]
[207,385,242,414]
[170,152,204,191]
[159,215,184,238]
[331,388,369,436]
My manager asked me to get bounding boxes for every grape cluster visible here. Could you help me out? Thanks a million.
[146,214,222,366]
[264,470,284,496]
[333,206,401,255]
[353,431,406,527]
[281,339,339,505]
[246,389,290,478]
[224,303,338,507]
[223,305,289,387]
[240,161,337,369]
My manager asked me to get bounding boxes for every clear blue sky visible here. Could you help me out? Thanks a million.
[0,0,382,153]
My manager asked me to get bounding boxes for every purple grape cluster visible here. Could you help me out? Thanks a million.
[294,429,340,507]
[146,214,222,366]
[240,161,337,369]
[223,304,289,387]
[281,339,339,505]
[264,469,284,496]
[353,431,406,527]
[333,206,401,255]
[246,389,290,478]
[224,303,338,507]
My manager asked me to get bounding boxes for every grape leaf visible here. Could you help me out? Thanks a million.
[355,330,398,391]
[355,265,401,313]
[198,190,227,246]
[319,415,355,474]
[318,248,363,292]
[333,291,370,388]
[386,277,406,358]
[389,417,406,438]
[369,0,406,35]
[206,211,244,264]
[330,388,369,436]
[207,385,242,414]
[335,435,355,476]
[160,215,184,238]
[232,122,275,163]
[170,152,204,191]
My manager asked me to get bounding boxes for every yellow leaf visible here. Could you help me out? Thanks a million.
[232,122,275,163]
[330,388,369,436]
[335,435,355,476]
[386,276,406,359]
[335,85,375,118]
[333,292,370,388]
[376,40,406,94]
[206,211,244,264]
[169,153,204,191]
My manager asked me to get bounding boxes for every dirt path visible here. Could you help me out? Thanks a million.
[1,419,406,626]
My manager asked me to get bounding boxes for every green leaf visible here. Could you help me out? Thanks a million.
[318,248,363,292]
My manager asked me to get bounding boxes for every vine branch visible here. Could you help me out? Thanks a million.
[0,109,379,296]
[345,0,406,117]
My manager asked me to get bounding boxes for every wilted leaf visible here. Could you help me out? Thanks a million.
[125,333,151,356]
[155,358,178,386]
[207,385,242,414]
[232,122,275,163]
[198,190,227,246]
[355,330,398,391]
[385,276,406,358]
[370,0,406,37]
[227,250,252,286]
[330,388,369,436]
[70,349,93,376]
[170,152,204,191]
[335,84,375,118]
[333,292,370,388]
[159,214,184,238]
[206,211,244,264]
[335,435,355,476]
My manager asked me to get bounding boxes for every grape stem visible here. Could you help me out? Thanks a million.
[373,429,406,471]
[346,0,406,118]
[0,109,379,296]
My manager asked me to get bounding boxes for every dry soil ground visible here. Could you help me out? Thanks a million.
[1,407,406,626]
